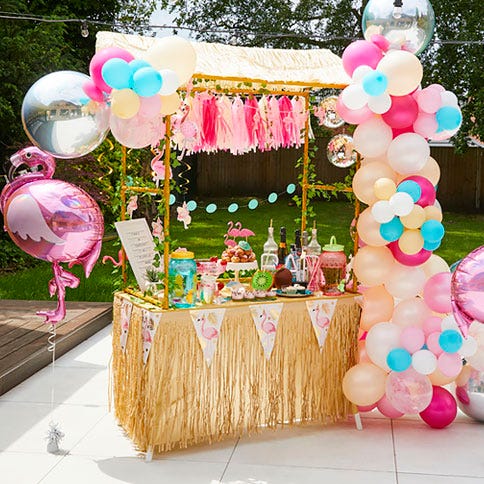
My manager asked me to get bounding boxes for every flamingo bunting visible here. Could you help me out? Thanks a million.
[250,303,283,359]
[190,309,226,366]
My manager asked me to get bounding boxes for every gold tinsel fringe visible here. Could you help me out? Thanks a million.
[111,294,360,454]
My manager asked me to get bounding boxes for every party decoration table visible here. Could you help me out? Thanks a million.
[111,292,360,457]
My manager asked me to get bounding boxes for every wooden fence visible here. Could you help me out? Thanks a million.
[192,138,483,212]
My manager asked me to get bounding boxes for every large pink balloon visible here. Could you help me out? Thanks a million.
[377,394,404,418]
[342,40,383,77]
[419,386,457,429]
[0,147,104,324]
[110,113,166,149]
[336,95,373,124]
[423,272,452,314]
[451,246,484,335]
[382,95,419,129]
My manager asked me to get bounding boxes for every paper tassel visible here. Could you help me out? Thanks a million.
[250,303,284,360]
[141,309,162,364]
[190,308,226,366]
[306,299,338,350]
[120,299,133,352]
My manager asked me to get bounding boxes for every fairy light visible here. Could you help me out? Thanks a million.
[393,0,403,19]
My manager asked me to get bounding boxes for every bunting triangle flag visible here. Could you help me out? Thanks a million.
[120,299,133,353]
[190,308,226,367]
[141,309,162,364]
[306,299,338,350]
[249,303,284,360]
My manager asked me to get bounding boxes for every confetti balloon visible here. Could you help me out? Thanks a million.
[327,134,357,168]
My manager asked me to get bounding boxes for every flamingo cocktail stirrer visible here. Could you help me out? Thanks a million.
[0,146,104,324]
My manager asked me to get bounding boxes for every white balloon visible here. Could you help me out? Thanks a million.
[371,200,395,224]
[389,192,414,216]
[440,90,459,107]
[387,133,430,175]
[353,117,393,158]
[159,68,180,95]
[366,322,402,371]
[368,93,392,114]
[460,336,478,358]
[441,315,459,331]
[341,84,369,110]
[352,65,373,82]
[412,350,437,375]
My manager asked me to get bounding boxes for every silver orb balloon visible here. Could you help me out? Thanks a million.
[456,368,484,423]
[315,95,344,129]
[362,0,435,55]
[22,71,110,159]
[327,134,357,168]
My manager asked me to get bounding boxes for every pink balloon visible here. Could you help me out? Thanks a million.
[382,95,419,129]
[342,40,383,76]
[392,298,432,328]
[388,241,432,267]
[423,316,443,336]
[386,368,433,414]
[419,386,457,428]
[451,246,484,336]
[391,125,415,138]
[402,175,436,207]
[82,79,105,103]
[138,95,162,119]
[413,113,438,138]
[426,332,444,356]
[377,394,404,418]
[427,83,446,93]
[416,86,443,114]
[400,326,425,354]
[336,95,373,124]
[370,34,390,52]
[357,403,377,412]
[89,47,135,94]
[437,352,462,378]
[110,113,166,149]
[0,147,104,324]
[424,272,452,313]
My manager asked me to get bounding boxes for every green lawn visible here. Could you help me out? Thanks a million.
[0,199,482,302]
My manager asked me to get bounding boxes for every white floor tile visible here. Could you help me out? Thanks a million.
[398,473,484,483]
[55,325,112,368]
[230,420,395,472]
[38,454,226,484]
[157,437,239,463]
[0,401,106,453]
[393,419,484,477]
[0,451,63,484]
[221,463,397,484]
[2,366,109,406]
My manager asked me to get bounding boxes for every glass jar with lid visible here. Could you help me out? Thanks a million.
[169,249,197,308]
[318,236,347,296]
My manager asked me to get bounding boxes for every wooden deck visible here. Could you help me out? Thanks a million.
[0,299,112,396]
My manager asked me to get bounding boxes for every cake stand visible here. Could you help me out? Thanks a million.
[226,261,258,283]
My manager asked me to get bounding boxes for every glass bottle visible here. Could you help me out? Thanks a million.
[169,249,197,308]
[277,226,288,266]
[263,222,278,255]
[301,230,309,254]
[294,229,301,256]
[307,223,322,256]
[261,220,279,272]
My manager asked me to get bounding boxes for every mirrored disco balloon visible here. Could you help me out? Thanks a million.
[327,134,357,168]
[362,0,435,55]
[22,71,110,158]
[456,368,484,422]
[315,95,345,128]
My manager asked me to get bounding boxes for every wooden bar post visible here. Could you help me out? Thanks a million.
[163,116,172,310]
[352,152,362,293]
[120,145,127,287]
[301,90,310,233]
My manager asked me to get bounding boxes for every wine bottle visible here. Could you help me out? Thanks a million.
[294,229,301,256]
[278,226,288,266]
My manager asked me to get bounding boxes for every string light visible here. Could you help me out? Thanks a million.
[0,11,482,45]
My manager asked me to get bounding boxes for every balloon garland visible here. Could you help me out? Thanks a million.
[339,36,481,429]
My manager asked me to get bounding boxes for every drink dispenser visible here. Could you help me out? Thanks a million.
[318,236,347,296]
[169,249,197,308]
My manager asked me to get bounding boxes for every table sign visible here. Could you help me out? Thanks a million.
[115,218,156,291]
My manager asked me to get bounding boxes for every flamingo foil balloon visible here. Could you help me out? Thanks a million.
[0,146,104,324]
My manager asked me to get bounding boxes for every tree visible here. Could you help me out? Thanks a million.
[159,0,482,147]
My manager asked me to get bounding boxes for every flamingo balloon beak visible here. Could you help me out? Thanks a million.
[7,153,23,181]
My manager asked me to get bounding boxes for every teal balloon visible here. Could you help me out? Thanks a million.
[421,220,445,243]
[186,200,197,211]
[268,192,278,203]
[397,180,421,203]
[380,217,404,242]
[206,203,217,214]
[132,67,162,97]
[362,70,388,96]
[423,239,441,251]
[387,348,412,372]
[286,183,296,194]
[439,330,463,353]
[129,59,151,77]
[228,203,239,213]
[248,199,259,210]
[436,106,462,131]
[101,58,132,90]
[169,194,176,205]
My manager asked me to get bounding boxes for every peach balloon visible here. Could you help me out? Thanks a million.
[424,205,443,222]
[400,205,426,229]
[110,88,140,119]
[360,285,395,331]
[428,368,456,386]
[374,177,397,200]
[366,322,402,371]
[353,245,395,286]
[392,298,432,328]
[398,229,424,255]
[422,255,450,278]
[342,363,388,406]
[160,92,181,115]
[385,263,426,299]
[397,157,441,186]
[357,207,387,247]
[352,162,397,206]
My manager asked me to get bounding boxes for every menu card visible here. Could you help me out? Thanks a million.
[115,218,156,291]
